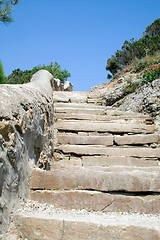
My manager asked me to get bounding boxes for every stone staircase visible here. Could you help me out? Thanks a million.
[10,91,160,240]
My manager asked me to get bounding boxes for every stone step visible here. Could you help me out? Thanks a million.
[55,107,152,118]
[55,112,153,124]
[82,156,159,167]
[11,207,160,240]
[88,92,102,98]
[55,145,160,158]
[114,134,159,145]
[30,189,160,214]
[55,121,155,133]
[54,102,110,109]
[31,168,160,192]
[57,133,159,146]
[73,165,160,172]
[87,98,103,104]
[55,107,108,115]
[57,134,114,146]
[53,91,88,103]
[55,105,151,117]
[52,156,159,169]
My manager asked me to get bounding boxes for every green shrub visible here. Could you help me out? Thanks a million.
[142,63,160,83]
[123,79,139,94]
[106,56,121,75]
[6,62,71,84]
[107,73,112,79]
[133,61,148,73]
[106,18,160,76]
[0,61,6,84]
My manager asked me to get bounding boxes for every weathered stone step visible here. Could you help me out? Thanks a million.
[57,133,159,146]
[57,134,113,145]
[55,107,152,118]
[54,102,110,109]
[76,165,160,172]
[30,189,160,214]
[53,165,160,173]
[55,145,160,158]
[55,121,155,133]
[82,156,159,167]
[55,107,108,115]
[31,168,160,192]
[51,165,160,173]
[87,98,103,104]
[53,91,88,103]
[52,156,159,169]
[114,134,159,145]
[12,205,160,240]
[55,112,152,124]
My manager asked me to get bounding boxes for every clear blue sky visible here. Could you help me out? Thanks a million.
[1,0,160,91]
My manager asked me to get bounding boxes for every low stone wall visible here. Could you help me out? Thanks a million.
[0,70,72,238]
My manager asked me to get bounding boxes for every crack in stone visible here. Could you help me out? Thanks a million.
[101,199,114,211]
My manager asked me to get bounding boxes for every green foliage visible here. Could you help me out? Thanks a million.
[107,73,112,80]
[0,61,6,84]
[106,18,160,76]
[106,56,121,75]
[133,60,148,73]
[6,62,71,84]
[122,79,139,94]
[145,18,160,37]
[0,0,19,23]
[142,63,160,83]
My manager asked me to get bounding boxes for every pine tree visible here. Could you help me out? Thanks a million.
[0,0,19,23]
[0,61,5,84]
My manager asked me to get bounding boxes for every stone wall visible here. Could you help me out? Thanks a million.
[0,70,72,238]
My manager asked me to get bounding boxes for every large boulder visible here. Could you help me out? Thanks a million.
[0,70,55,238]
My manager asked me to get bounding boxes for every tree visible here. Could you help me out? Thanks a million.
[144,18,160,37]
[6,62,71,84]
[106,56,121,76]
[0,0,19,23]
[106,18,160,76]
[0,61,6,83]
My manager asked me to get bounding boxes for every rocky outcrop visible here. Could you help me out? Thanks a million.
[102,81,128,105]
[102,79,160,133]
[0,70,72,239]
[115,79,160,116]
[102,79,160,116]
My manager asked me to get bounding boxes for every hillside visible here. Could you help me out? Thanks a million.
[90,53,160,135]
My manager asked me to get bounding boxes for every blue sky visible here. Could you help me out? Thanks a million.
[1,0,160,91]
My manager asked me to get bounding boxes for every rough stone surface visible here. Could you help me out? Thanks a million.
[55,121,155,133]
[53,91,88,103]
[117,79,160,117]
[103,81,128,106]
[56,145,160,158]
[51,78,73,91]
[58,134,113,145]
[7,203,160,240]
[55,112,152,122]
[114,134,159,145]
[102,79,160,132]
[30,190,160,214]
[30,168,160,192]
[0,70,57,238]
[64,80,73,91]
[82,156,159,167]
